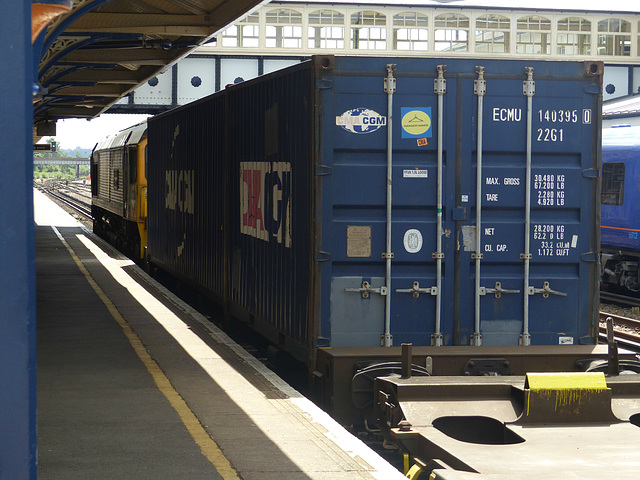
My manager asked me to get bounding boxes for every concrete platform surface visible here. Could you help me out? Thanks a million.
[35,189,405,480]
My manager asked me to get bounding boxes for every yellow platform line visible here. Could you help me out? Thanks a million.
[51,226,240,480]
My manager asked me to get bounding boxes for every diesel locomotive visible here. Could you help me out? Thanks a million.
[90,122,148,261]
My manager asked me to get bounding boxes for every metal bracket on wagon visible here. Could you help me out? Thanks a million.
[528,281,567,298]
[384,64,396,93]
[346,281,387,298]
[396,281,437,299]
[434,65,446,94]
[479,282,520,299]
[523,66,535,96]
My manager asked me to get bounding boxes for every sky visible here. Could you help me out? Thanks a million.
[44,114,150,151]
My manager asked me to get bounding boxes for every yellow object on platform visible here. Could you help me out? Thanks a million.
[525,372,608,392]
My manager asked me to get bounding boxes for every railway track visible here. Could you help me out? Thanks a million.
[599,311,640,352]
[600,291,640,308]
[35,180,93,220]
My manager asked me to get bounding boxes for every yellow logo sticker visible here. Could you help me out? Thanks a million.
[401,108,432,138]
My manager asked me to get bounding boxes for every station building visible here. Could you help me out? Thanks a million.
[109,1,640,114]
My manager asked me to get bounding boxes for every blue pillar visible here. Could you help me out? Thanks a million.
[0,2,37,479]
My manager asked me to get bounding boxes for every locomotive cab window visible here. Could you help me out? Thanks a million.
[128,146,137,183]
[601,162,625,205]
[90,157,99,196]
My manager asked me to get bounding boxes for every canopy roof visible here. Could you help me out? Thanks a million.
[34,0,267,127]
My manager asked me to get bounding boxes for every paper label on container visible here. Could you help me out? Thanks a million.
[403,169,428,178]
[347,225,372,257]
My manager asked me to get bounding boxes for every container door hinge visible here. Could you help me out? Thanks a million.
[316,78,333,89]
[346,281,387,298]
[528,281,567,298]
[315,251,331,262]
[479,282,520,299]
[396,281,437,298]
[583,84,601,95]
[452,206,466,221]
[315,165,332,176]
[582,168,599,179]
[581,251,599,263]
[314,337,330,348]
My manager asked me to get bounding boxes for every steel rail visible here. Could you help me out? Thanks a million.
[35,183,93,220]
[600,291,640,308]
[599,311,640,352]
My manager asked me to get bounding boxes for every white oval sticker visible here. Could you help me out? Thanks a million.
[403,229,423,254]
[335,108,387,134]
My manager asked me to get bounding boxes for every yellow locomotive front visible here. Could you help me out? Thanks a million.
[90,122,148,261]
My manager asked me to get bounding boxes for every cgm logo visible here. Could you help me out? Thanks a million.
[166,169,194,214]
[240,161,292,247]
[336,108,386,134]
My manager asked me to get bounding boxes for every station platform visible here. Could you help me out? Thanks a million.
[34,189,405,480]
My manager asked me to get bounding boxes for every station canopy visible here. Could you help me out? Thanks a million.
[34,0,266,129]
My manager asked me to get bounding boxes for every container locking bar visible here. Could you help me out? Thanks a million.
[382,63,396,348]
[472,66,486,347]
[521,66,535,347]
[528,281,567,298]
[431,65,446,347]
[479,282,521,299]
[396,281,437,299]
[346,281,388,299]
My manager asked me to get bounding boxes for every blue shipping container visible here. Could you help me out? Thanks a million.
[147,56,602,364]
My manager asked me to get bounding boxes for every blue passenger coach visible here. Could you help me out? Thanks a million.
[601,125,640,293]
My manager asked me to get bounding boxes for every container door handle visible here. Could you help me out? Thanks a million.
[528,281,567,299]
[479,282,521,299]
[395,281,437,298]
[345,281,388,299]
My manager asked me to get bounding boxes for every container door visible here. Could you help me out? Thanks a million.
[319,57,599,347]
[466,66,600,346]
[320,57,454,348]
